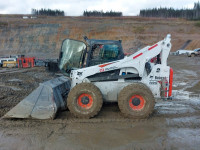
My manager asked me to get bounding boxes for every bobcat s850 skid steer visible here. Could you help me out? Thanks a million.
[4,34,173,119]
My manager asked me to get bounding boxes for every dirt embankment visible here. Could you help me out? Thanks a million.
[1,16,200,58]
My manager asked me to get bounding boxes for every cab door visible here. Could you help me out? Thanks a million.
[59,39,87,76]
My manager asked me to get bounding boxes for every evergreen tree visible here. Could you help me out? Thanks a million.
[139,2,200,20]
[31,8,65,16]
[83,10,122,17]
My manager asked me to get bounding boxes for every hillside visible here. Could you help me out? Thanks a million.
[0,15,200,58]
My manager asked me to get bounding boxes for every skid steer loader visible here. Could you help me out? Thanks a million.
[4,34,173,119]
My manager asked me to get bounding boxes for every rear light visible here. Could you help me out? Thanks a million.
[168,68,173,97]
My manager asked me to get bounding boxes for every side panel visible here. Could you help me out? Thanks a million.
[94,81,133,102]
[142,64,170,98]
[93,65,171,102]
[94,80,161,102]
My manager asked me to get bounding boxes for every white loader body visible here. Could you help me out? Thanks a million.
[4,34,173,120]
[70,34,172,102]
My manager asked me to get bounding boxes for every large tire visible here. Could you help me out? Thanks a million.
[118,83,155,119]
[67,83,103,118]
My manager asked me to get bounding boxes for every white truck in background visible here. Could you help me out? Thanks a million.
[175,50,191,55]
[187,48,200,57]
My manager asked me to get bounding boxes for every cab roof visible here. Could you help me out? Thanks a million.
[84,36,122,46]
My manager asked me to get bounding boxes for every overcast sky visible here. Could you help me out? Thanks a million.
[0,0,199,16]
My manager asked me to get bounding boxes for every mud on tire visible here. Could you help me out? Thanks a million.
[67,83,103,118]
[118,83,155,119]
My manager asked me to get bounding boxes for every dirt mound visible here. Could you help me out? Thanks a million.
[1,16,200,58]
[186,40,200,50]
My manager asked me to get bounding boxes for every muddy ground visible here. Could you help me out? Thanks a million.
[0,55,200,150]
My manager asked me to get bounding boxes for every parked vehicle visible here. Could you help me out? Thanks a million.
[187,48,200,57]
[0,55,25,67]
[3,61,17,68]
[175,50,191,55]
[17,57,35,68]
[0,58,16,67]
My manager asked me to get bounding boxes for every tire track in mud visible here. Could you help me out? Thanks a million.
[0,68,31,74]
[1,109,200,129]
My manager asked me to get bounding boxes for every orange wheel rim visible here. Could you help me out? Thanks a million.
[77,93,93,109]
[129,95,145,110]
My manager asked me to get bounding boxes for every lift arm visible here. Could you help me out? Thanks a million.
[70,34,172,88]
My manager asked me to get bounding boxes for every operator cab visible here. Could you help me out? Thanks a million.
[59,37,124,76]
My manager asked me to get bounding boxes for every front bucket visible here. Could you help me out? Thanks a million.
[4,76,71,119]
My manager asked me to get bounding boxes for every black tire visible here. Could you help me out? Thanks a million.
[67,83,103,118]
[118,83,155,119]
[191,53,195,57]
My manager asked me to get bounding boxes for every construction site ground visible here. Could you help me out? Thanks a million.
[0,55,200,150]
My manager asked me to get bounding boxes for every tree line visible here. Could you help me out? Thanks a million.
[140,2,200,19]
[31,9,65,16]
[83,10,123,17]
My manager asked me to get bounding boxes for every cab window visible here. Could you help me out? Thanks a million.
[89,44,119,66]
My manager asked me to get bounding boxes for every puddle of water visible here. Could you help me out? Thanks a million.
[155,93,199,115]
[172,90,200,100]
[167,128,200,150]
[180,70,197,77]
[173,82,187,88]
[167,116,200,125]
[172,90,191,100]
[10,87,21,91]
[0,85,21,91]
[157,107,196,115]
[8,79,22,82]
